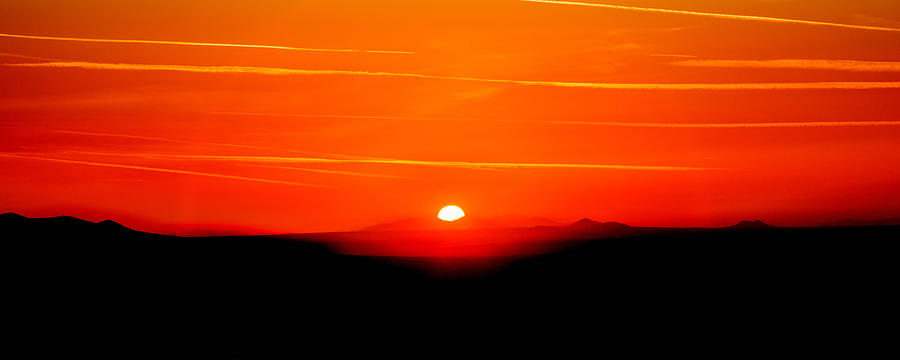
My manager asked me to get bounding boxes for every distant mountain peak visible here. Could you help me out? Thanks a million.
[0,212,27,225]
[572,218,597,226]
[362,215,561,232]
[97,219,132,231]
[1,213,139,234]
[570,218,630,228]
[362,217,449,232]
[566,218,632,238]
[43,215,95,226]
[728,220,774,230]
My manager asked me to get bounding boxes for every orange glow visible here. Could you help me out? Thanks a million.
[1,0,899,247]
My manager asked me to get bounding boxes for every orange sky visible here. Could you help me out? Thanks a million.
[2,0,899,234]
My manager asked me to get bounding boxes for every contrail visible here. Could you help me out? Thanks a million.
[214,112,900,128]
[251,165,405,179]
[0,154,333,188]
[0,32,414,54]
[64,151,714,171]
[9,61,900,90]
[52,130,370,160]
[0,52,60,61]
[649,54,698,59]
[51,129,450,170]
[542,120,900,128]
[212,112,440,122]
[521,0,900,33]
[672,59,900,72]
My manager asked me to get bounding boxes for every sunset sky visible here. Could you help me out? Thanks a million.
[2,0,899,234]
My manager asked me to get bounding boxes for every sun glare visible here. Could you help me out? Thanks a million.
[438,205,465,221]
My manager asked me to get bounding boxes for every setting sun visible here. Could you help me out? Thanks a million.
[2,1,897,355]
[438,205,465,222]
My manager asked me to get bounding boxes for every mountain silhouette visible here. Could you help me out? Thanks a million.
[565,218,634,237]
[362,216,472,231]
[4,212,900,358]
[0,212,26,223]
[727,220,775,230]
[96,219,132,231]
[2,213,141,234]
[362,214,561,231]
[474,214,562,229]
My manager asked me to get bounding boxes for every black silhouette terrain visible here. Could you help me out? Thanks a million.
[362,214,561,231]
[4,213,899,358]
[726,219,775,230]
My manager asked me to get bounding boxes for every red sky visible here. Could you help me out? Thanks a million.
[2,0,899,234]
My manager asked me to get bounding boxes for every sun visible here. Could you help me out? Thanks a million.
[438,205,465,221]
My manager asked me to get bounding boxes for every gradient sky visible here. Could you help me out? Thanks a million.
[2,0,899,234]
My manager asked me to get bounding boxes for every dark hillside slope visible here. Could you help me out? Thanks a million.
[3,213,899,357]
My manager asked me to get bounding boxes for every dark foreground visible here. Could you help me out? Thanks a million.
[4,213,899,358]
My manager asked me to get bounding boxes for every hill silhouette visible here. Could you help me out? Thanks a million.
[565,218,634,235]
[362,216,469,231]
[727,219,775,230]
[362,214,561,231]
[3,212,148,238]
[4,212,899,357]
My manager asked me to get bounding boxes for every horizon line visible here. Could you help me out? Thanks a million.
[6,211,896,237]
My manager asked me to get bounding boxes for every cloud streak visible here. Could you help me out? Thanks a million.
[0,154,333,188]
[52,130,368,160]
[65,151,713,171]
[522,0,900,32]
[672,59,900,72]
[649,54,698,59]
[9,61,900,90]
[0,52,60,61]
[212,112,438,122]
[544,120,900,128]
[252,165,405,179]
[0,32,413,54]
[52,130,511,174]
[215,112,900,129]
